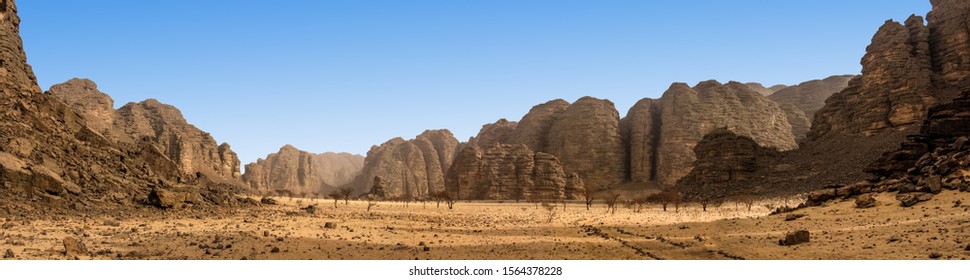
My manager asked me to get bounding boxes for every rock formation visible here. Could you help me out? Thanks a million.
[545,97,627,190]
[49,79,242,182]
[348,130,459,198]
[505,99,570,152]
[467,119,517,147]
[768,75,854,121]
[445,144,570,200]
[241,145,364,196]
[625,81,796,186]
[744,82,787,96]
[809,13,959,140]
[676,129,780,200]
[1,0,245,214]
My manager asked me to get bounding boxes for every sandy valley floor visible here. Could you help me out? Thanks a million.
[2,191,969,260]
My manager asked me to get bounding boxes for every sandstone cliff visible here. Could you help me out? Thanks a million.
[49,79,242,182]
[809,13,959,140]
[676,129,781,200]
[242,145,363,196]
[744,82,787,96]
[348,130,459,198]
[624,81,796,187]
[445,144,571,200]
[768,75,854,121]
[545,97,626,190]
[1,0,245,214]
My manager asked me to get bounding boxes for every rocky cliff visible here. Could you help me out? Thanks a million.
[48,79,242,182]
[676,129,781,200]
[809,12,961,140]
[242,145,363,196]
[1,0,245,214]
[545,97,627,190]
[624,81,797,187]
[348,130,459,198]
[505,99,570,152]
[768,75,854,121]
[445,144,571,200]
[744,82,787,96]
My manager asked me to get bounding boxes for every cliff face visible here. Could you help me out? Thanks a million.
[242,145,363,196]
[349,130,459,198]
[768,75,854,121]
[445,144,571,200]
[49,79,242,182]
[1,0,244,213]
[809,12,960,140]
[634,81,797,186]
[545,97,626,190]
[676,129,781,200]
[505,99,570,152]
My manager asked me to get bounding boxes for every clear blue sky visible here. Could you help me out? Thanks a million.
[18,0,931,169]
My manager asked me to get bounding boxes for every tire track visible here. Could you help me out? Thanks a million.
[581,225,663,260]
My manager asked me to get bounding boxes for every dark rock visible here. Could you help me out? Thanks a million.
[855,193,877,208]
[324,222,337,229]
[3,249,13,259]
[260,197,278,205]
[897,193,934,207]
[270,247,280,253]
[784,214,806,221]
[779,230,810,246]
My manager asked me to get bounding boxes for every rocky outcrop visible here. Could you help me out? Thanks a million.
[744,83,787,96]
[928,0,970,93]
[467,119,517,147]
[809,14,954,140]
[768,75,854,121]
[48,79,243,182]
[242,145,364,196]
[1,0,245,214]
[349,130,459,198]
[47,78,116,135]
[620,98,660,183]
[676,129,781,200]
[445,144,570,200]
[505,99,570,152]
[546,97,626,189]
[777,103,812,141]
[649,81,797,186]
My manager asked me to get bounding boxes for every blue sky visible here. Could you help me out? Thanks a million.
[18,0,931,168]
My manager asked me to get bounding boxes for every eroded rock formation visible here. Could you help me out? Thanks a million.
[49,79,242,182]
[809,13,958,140]
[348,130,459,198]
[445,144,570,200]
[1,0,245,213]
[242,145,364,196]
[744,82,787,96]
[631,81,796,186]
[546,97,626,190]
[676,129,781,200]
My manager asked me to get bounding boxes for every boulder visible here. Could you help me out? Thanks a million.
[779,230,810,246]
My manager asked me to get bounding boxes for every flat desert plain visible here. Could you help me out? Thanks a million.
[2,191,969,260]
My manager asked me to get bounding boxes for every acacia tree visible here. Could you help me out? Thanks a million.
[328,189,342,208]
[338,186,354,205]
[604,190,622,215]
[648,189,683,212]
[580,187,598,211]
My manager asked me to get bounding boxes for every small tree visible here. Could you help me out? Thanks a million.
[433,191,457,210]
[328,189,342,208]
[337,186,353,205]
[648,189,683,212]
[541,202,557,222]
[580,187,598,211]
[730,194,757,211]
[604,190,622,215]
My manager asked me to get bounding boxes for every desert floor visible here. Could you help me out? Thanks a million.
[1,190,969,260]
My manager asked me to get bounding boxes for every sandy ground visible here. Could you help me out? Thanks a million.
[1,191,968,260]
